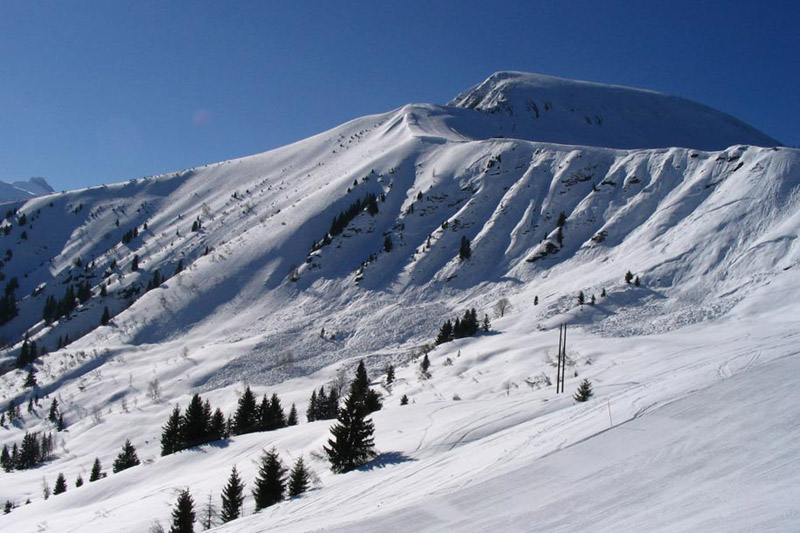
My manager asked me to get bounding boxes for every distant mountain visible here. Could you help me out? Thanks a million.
[0,176,54,203]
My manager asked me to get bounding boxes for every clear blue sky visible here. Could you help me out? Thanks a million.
[1,1,797,191]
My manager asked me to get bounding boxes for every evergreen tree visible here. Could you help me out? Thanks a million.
[219,466,245,523]
[209,408,227,441]
[48,398,59,422]
[3,500,13,514]
[75,474,83,487]
[634,275,641,286]
[161,404,183,456]
[625,270,633,284]
[324,391,376,473]
[89,458,103,481]
[252,448,286,511]
[385,365,395,385]
[131,254,139,272]
[348,361,382,414]
[0,445,11,472]
[323,387,340,419]
[112,439,140,473]
[101,306,111,326]
[268,393,286,429]
[578,291,585,306]
[482,314,491,332]
[100,283,107,297]
[534,295,539,305]
[57,414,65,431]
[436,320,453,345]
[420,354,430,375]
[181,394,211,448]
[556,211,567,227]
[53,472,67,495]
[286,404,298,426]
[233,386,258,435]
[169,488,195,533]
[458,235,471,260]
[23,366,37,388]
[288,456,310,497]
[573,379,594,402]
[316,387,329,419]
[590,294,596,305]
[7,399,18,422]
[601,287,606,297]
[306,389,317,422]
[383,235,393,252]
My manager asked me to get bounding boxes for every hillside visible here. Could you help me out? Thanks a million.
[0,73,798,532]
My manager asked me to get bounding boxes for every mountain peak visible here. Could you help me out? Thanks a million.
[0,176,54,203]
[447,71,780,150]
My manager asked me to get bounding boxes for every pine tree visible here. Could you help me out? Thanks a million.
[161,404,183,456]
[557,211,567,227]
[634,275,641,286]
[169,488,195,533]
[383,235,393,252]
[0,445,11,472]
[573,379,594,402]
[209,408,227,441]
[57,414,65,431]
[112,439,140,473]
[385,365,395,385]
[3,500,13,514]
[89,458,103,481]
[233,386,258,435]
[220,466,245,523]
[181,394,211,448]
[534,295,539,305]
[420,354,430,375]
[48,398,59,422]
[101,306,111,326]
[436,320,453,345]
[131,254,139,272]
[286,404,298,426]
[24,367,37,388]
[306,389,317,422]
[268,393,286,429]
[625,271,633,284]
[324,391,376,473]
[75,474,83,487]
[578,291,585,306]
[252,448,286,511]
[53,472,67,495]
[288,456,310,497]
[459,235,471,260]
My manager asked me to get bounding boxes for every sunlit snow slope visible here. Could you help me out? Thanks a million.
[0,72,797,532]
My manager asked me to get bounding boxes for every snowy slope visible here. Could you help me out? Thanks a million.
[449,72,781,150]
[0,73,798,532]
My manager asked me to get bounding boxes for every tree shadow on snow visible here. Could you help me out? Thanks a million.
[358,451,415,471]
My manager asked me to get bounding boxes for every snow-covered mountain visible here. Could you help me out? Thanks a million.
[0,177,54,203]
[0,73,798,532]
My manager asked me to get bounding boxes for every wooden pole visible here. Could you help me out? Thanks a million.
[561,324,567,392]
[556,324,563,393]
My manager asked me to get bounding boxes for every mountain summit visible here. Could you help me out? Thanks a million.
[0,176,54,203]
[447,71,780,150]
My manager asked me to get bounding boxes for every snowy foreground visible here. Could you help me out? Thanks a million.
[0,72,798,531]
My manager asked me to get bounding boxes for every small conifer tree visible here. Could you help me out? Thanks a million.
[161,404,183,456]
[75,474,83,487]
[286,404,298,426]
[89,458,103,481]
[288,457,310,497]
[101,306,111,326]
[420,354,430,375]
[573,379,594,402]
[252,448,286,511]
[324,392,376,473]
[112,439,140,473]
[459,236,471,260]
[53,472,67,495]
[169,488,195,533]
[220,466,245,523]
[385,365,395,385]
[400,394,409,405]
[625,271,633,284]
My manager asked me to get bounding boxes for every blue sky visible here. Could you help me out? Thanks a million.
[1,1,797,191]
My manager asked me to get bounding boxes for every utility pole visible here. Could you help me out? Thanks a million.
[556,324,567,393]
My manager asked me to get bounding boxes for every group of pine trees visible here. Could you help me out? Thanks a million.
[15,336,40,368]
[161,394,227,456]
[161,389,299,456]
[435,308,482,345]
[160,452,312,532]
[42,281,91,324]
[329,193,379,238]
[0,432,55,471]
[305,385,340,422]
